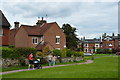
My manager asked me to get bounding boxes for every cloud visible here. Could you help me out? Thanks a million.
[1,1,118,39]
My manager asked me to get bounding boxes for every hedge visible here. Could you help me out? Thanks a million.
[1,47,37,59]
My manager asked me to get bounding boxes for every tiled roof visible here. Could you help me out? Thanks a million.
[84,39,101,43]
[21,22,56,36]
[35,42,47,50]
[0,10,11,27]
[103,36,119,40]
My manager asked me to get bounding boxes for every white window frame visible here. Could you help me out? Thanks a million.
[32,37,38,44]
[119,41,120,45]
[84,48,88,52]
[84,43,89,47]
[95,43,99,47]
[56,36,60,44]
[109,43,112,47]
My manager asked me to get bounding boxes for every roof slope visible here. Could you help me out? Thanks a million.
[0,10,11,27]
[21,22,56,36]
[84,39,101,43]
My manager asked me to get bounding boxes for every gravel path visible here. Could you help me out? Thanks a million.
[1,60,93,75]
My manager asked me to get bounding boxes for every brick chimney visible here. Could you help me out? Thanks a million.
[36,17,47,26]
[14,22,19,28]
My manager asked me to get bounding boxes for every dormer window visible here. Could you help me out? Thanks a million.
[105,37,112,41]
[109,43,112,46]
[32,37,38,44]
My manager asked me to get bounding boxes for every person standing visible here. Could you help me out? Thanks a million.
[52,55,57,66]
[28,53,34,70]
[46,54,53,66]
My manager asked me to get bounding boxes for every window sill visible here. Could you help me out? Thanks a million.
[56,43,60,44]
[33,43,38,44]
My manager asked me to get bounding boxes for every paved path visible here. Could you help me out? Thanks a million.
[1,60,93,75]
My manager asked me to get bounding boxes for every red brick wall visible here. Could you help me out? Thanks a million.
[28,36,41,48]
[114,39,118,49]
[2,28,9,46]
[44,23,66,50]
[15,27,29,48]
[89,43,94,49]
[102,40,118,49]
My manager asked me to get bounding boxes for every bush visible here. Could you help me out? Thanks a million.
[96,48,114,54]
[36,52,45,57]
[73,51,79,57]
[96,48,103,54]
[8,45,15,48]
[53,49,62,56]
[66,49,74,57]
[73,51,84,57]
[15,48,37,58]
[78,51,84,57]
[112,49,120,54]
[1,47,37,59]
[2,47,15,59]
[61,48,67,57]
[42,46,50,55]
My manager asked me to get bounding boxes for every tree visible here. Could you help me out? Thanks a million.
[62,24,80,51]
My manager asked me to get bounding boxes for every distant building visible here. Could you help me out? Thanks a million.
[78,33,120,53]
[0,10,11,46]
[78,37,102,53]
[102,33,120,50]
[10,17,66,51]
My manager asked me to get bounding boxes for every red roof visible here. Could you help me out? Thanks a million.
[21,22,56,36]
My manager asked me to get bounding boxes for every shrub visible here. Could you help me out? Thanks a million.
[8,45,15,48]
[53,49,62,56]
[66,49,73,57]
[96,48,103,54]
[15,48,37,58]
[2,47,37,59]
[96,48,114,54]
[61,48,67,57]
[2,47,15,59]
[42,46,50,55]
[78,51,84,57]
[73,51,79,57]
[36,52,45,57]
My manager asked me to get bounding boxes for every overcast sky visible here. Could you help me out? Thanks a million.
[0,0,119,39]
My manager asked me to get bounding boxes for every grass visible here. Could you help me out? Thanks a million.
[2,59,86,72]
[1,66,28,72]
[2,55,118,78]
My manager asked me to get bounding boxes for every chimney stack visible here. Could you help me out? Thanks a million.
[36,17,47,26]
[14,22,19,28]
[112,33,114,36]
[42,17,43,20]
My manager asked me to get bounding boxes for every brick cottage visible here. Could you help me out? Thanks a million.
[78,37,102,53]
[102,33,120,50]
[10,17,66,51]
[0,10,11,46]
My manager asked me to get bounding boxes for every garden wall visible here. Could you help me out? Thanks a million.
[58,56,83,63]
[1,56,83,68]
[1,58,19,68]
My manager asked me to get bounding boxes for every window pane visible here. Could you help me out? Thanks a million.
[33,37,38,44]
[0,27,3,36]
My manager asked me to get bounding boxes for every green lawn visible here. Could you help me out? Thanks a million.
[2,60,86,72]
[2,55,118,78]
